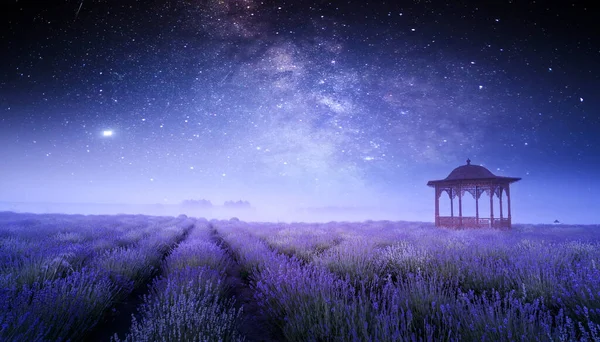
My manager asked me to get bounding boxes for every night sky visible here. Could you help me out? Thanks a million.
[1,1,598,223]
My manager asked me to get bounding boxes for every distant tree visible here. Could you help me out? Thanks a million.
[554,219,560,224]
[230,217,240,222]
[223,200,251,209]
[181,199,213,208]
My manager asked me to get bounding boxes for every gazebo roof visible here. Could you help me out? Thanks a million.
[427,159,521,186]
[446,162,495,180]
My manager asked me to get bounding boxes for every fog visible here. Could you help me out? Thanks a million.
[0,200,430,223]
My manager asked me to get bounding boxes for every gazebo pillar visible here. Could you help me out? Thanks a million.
[489,185,494,228]
[499,187,504,221]
[506,185,512,227]
[475,186,479,227]
[434,185,440,226]
[458,184,463,227]
[450,188,454,219]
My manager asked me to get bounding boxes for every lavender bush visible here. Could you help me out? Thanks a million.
[113,222,244,342]
[217,220,600,341]
[113,267,242,342]
[0,212,193,341]
[0,268,118,342]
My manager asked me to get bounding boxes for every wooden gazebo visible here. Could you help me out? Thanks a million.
[427,159,521,228]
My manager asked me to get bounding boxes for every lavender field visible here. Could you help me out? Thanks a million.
[1,212,599,341]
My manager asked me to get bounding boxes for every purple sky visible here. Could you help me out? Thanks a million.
[1,1,598,223]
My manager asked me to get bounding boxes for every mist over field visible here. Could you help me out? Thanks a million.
[0,201,422,223]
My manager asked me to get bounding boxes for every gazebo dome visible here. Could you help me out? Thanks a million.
[445,159,495,180]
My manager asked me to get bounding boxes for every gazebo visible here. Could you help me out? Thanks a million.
[427,159,521,229]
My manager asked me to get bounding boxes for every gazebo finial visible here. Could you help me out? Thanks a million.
[466,158,471,165]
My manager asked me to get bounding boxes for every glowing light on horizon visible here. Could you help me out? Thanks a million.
[102,130,113,137]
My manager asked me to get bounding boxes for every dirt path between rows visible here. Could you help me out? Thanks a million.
[210,224,283,342]
[85,221,195,341]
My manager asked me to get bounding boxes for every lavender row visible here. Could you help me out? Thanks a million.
[0,213,194,341]
[311,223,600,324]
[252,220,600,319]
[221,220,600,341]
[213,220,400,340]
[0,213,181,289]
[113,220,244,342]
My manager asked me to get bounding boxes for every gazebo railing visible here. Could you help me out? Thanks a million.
[437,216,510,228]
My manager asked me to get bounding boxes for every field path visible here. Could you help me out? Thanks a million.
[210,223,282,342]
[86,278,151,341]
[85,219,195,341]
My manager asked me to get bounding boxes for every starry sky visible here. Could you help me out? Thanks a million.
[0,1,598,223]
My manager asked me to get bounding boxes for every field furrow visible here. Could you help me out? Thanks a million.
[112,219,244,342]
[88,215,196,341]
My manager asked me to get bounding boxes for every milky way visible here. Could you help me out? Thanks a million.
[0,1,598,223]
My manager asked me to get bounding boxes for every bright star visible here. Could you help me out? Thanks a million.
[102,130,113,137]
